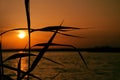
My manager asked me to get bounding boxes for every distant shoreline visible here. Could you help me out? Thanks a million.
[2,47,120,52]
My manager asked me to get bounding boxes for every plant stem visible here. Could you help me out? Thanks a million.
[25,0,31,79]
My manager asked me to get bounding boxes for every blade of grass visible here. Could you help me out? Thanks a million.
[0,26,81,36]
[56,32,84,38]
[33,42,89,69]
[38,26,79,31]
[3,52,63,67]
[25,0,31,79]
[3,53,36,62]
[31,26,80,32]
[0,28,29,36]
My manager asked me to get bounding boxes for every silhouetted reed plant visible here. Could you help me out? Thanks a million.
[0,0,88,80]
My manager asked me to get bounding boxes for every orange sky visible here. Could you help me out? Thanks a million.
[0,0,120,49]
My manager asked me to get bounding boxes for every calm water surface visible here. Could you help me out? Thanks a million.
[2,51,120,80]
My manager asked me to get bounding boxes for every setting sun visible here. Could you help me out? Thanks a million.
[17,31,26,39]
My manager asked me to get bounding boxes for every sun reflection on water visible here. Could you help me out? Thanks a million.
[15,51,28,79]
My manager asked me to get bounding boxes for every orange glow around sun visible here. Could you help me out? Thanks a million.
[17,31,26,39]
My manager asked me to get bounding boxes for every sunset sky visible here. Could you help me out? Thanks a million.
[0,0,120,49]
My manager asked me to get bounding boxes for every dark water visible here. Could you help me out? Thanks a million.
[2,51,120,80]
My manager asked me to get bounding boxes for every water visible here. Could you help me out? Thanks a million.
[2,51,120,80]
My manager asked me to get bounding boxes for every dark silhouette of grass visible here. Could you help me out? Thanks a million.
[33,42,88,69]
[0,0,89,79]
[20,20,64,79]
[24,0,31,79]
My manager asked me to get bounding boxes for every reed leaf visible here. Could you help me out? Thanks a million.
[0,28,29,36]
[33,42,76,48]
[3,52,63,67]
[0,26,83,36]
[39,26,79,31]
[33,42,89,69]
[56,32,84,38]
[57,29,72,32]
[37,26,91,32]
[0,26,90,36]
[31,26,79,33]
[3,53,36,62]
[31,28,82,38]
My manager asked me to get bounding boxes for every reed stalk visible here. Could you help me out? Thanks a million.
[24,0,31,79]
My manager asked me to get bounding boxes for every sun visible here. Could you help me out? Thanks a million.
[17,31,26,39]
